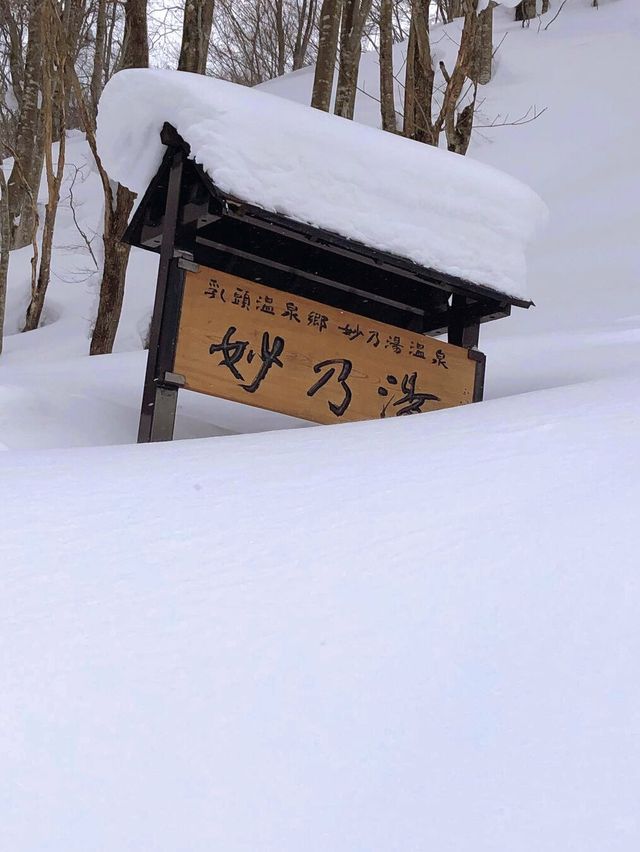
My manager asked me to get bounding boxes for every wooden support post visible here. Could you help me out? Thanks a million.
[137,149,186,443]
[448,294,480,349]
[468,349,486,402]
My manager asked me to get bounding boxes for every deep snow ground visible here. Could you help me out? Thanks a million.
[1,1,640,850]
[2,377,640,851]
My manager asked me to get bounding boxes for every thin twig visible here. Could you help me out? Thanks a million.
[474,104,548,128]
[492,31,508,59]
[67,163,99,269]
[544,0,569,31]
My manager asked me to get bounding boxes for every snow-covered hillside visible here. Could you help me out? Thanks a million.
[1,1,640,849]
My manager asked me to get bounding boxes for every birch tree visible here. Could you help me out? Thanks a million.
[334,0,373,119]
[6,0,44,250]
[311,0,342,110]
[379,0,396,131]
[403,0,435,144]
[440,1,478,154]
[23,0,66,331]
[403,0,481,155]
[470,0,494,85]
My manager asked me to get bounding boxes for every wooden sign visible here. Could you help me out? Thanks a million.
[173,266,484,425]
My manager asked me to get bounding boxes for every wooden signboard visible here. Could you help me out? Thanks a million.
[174,266,484,425]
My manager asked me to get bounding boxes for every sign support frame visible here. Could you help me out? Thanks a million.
[137,148,186,443]
[128,125,525,443]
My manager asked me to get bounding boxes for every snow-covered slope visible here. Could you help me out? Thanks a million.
[1,1,640,849]
[259,0,640,334]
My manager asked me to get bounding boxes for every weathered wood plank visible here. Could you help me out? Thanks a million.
[174,266,483,425]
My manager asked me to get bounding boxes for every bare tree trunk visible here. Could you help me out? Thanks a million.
[91,182,133,353]
[52,0,80,139]
[23,140,65,331]
[311,0,342,111]
[0,161,9,354]
[7,0,45,250]
[434,0,462,22]
[105,0,119,81]
[91,0,148,355]
[273,0,287,76]
[404,0,477,154]
[441,1,477,154]
[24,3,66,332]
[120,0,148,70]
[178,0,215,74]
[90,0,107,113]
[515,0,536,21]
[334,0,373,120]
[379,0,396,132]
[470,0,494,85]
[403,0,436,144]
[292,0,317,70]
[1,0,26,112]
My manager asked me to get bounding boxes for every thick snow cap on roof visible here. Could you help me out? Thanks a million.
[97,69,547,301]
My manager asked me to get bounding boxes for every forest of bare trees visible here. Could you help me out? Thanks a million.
[0,0,598,354]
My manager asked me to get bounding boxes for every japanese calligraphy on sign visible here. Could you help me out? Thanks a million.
[174,266,484,425]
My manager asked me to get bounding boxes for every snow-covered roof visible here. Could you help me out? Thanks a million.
[97,69,546,302]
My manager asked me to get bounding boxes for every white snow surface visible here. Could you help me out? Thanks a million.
[3,378,640,852]
[96,68,546,300]
[3,2,640,850]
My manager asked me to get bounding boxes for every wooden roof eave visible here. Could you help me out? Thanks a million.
[123,125,533,318]
[217,193,533,311]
